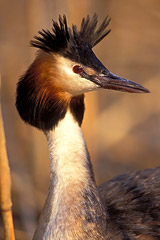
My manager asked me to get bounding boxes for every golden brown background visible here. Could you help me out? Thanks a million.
[1,0,160,239]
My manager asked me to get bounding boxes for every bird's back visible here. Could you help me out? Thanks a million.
[99,167,160,239]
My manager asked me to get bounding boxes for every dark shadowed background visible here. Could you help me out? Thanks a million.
[0,0,160,239]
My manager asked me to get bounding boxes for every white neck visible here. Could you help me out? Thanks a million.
[33,110,106,240]
[48,110,91,186]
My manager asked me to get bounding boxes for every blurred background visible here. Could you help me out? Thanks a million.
[0,0,160,239]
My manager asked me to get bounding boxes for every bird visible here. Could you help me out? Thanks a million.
[16,14,160,240]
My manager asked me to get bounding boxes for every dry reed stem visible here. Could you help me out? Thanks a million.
[0,77,15,239]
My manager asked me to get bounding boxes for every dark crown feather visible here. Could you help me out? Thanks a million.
[30,14,111,54]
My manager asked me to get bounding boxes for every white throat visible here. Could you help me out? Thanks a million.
[47,110,89,186]
[33,110,107,240]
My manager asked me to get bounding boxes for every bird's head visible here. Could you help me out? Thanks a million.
[16,14,149,131]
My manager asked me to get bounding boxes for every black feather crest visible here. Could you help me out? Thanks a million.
[30,14,111,54]
[79,14,111,48]
[30,15,70,53]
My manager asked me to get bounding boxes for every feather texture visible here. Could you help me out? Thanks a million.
[30,14,111,54]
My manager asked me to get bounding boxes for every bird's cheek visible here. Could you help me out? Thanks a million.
[62,76,99,95]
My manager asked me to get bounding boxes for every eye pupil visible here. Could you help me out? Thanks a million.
[73,65,83,74]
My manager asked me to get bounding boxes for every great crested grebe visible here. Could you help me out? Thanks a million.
[16,14,160,240]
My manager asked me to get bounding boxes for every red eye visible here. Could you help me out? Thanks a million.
[73,65,83,74]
